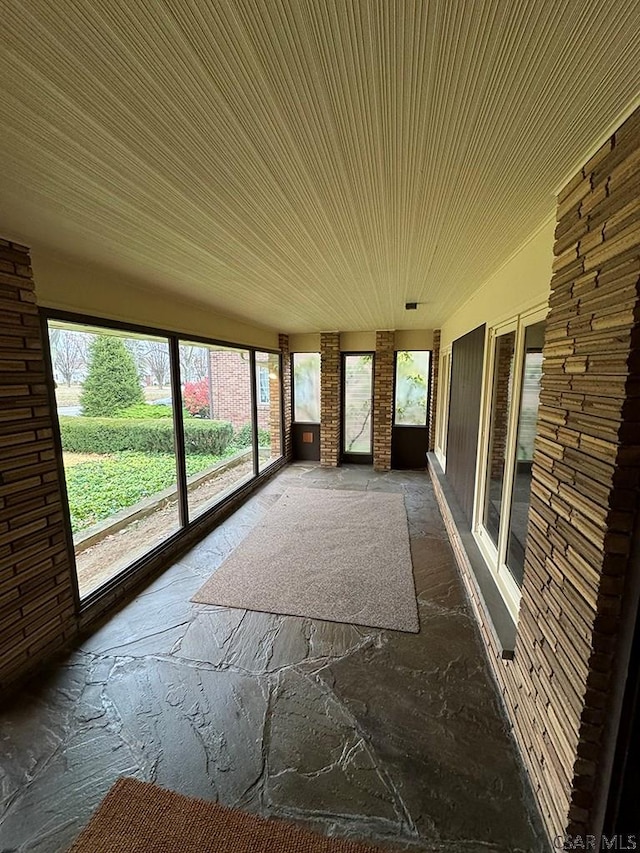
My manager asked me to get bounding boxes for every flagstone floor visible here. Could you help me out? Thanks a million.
[0,464,547,852]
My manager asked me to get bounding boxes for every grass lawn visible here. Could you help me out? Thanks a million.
[64,450,235,533]
[63,452,108,468]
[54,385,171,407]
[54,384,83,405]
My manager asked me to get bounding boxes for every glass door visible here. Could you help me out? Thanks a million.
[475,311,546,620]
[291,352,321,461]
[342,353,374,463]
[391,350,431,469]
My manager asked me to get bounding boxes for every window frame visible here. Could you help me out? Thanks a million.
[255,351,283,471]
[435,347,452,468]
[341,351,375,462]
[392,350,431,428]
[257,364,270,404]
[291,351,321,424]
[473,305,547,622]
[43,308,284,610]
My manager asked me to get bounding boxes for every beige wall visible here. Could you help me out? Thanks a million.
[289,329,434,352]
[395,329,434,350]
[31,247,279,350]
[439,216,554,352]
[289,332,321,352]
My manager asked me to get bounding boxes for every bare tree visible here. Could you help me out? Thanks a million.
[180,344,208,382]
[123,338,146,375]
[142,341,170,388]
[48,328,91,386]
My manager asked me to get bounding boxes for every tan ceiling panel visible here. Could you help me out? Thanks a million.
[0,0,639,332]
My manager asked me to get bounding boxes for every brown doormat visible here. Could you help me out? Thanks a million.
[192,488,419,633]
[67,778,386,853]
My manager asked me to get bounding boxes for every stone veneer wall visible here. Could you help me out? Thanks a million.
[278,333,293,462]
[0,240,79,690]
[320,332,341,466]
[531,105,640,835]
[428,330,440,452]
[438,106,640,841]
[373,330,394,470]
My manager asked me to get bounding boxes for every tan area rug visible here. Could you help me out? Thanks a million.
[192,488,419,633]
[68,778,385,852]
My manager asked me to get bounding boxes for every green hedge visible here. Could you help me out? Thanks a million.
[232,422,272,449]
[60,416,233,456]
[118,403,175,419]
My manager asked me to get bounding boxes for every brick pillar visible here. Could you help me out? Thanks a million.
[267,352,282,458]
[511,106,640,838]
[278,334,292,462]
[428,330,440,451]
[373,330,394,471]
[320,332,341,467]
[0,239,78,690]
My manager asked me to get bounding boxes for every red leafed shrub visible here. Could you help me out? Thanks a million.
[183,379,210,417]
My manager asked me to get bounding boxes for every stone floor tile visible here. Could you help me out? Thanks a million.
[0,463,547,853]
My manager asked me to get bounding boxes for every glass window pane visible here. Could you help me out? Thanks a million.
[258,366,270,403]
[256,351,282,471]
[180,342,254,520]
[293,353,320,422]
[438,351,451,453]
[482,331,516,549]
[48,320,181,599]
[343,354,373,454]
[394,350,430,425]
[506,321,545,586]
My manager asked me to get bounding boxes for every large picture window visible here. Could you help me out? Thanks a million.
[256,351,282,471]
[179,342,255,521]
[48,320,181,599]
[475,311,546,619]
[46,315,283,602]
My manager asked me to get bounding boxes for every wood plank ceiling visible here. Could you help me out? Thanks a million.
[0,0,639,332]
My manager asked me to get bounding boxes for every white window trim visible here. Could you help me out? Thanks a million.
[434,346,452,470]
[473,304,548,622]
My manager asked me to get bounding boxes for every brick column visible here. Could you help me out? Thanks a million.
[0,239,78,690]
[428,330,440,451]
[278,335,292,461]
[373,330,394,471]
[320,332,341,466]
[265,354,278,457]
